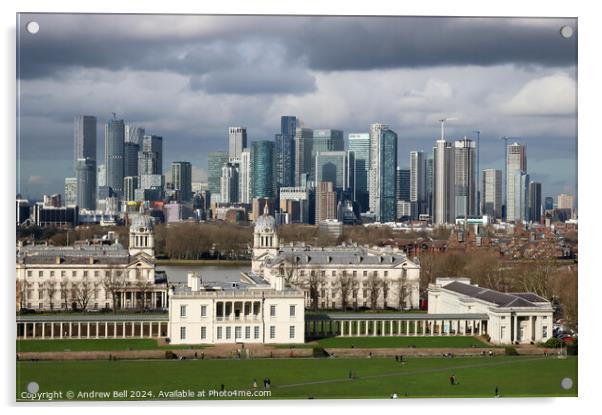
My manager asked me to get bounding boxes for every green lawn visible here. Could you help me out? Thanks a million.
[316,336,489,349]
[17,339,208,352]
[16,356,577,400]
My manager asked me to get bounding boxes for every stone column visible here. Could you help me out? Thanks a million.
[23,323,27,339]
[122,322,126,338]
[513,315,518,343]
[105,322,108,339]
[41,322,45,339]
[50,322,54,339]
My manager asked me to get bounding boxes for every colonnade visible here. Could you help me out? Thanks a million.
[17,320,168,339]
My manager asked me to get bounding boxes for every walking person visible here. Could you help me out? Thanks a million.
[495,386,499,397]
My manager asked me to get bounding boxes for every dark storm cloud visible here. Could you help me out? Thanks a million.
[18,14,576,83]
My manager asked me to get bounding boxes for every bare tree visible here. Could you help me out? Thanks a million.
[397,272,408,310]
[59,281,70,310]
[135,267,153,311]
[336,270,354,311]
[280,254,301,286]
[367,272,382,310]
[46,280,57,310]
[306,267,323,311]
[74,275,92,311]
[103,269,125,313]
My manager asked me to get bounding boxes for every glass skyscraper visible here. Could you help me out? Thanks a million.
[104,118,125,197]
[506,142,527,222]
[171,161,192,202]
[310,129,344,181]
[208,151,229,196]
[228,127,248,159]
[275,115,297,189]
[294,128,313,187]
[368,123,397,223]
[454,138,477,218]
[348,133,370,213]
[396,167,410,202]
[315,151,354,193]
[251,140,275,198]
[74,115,97,210]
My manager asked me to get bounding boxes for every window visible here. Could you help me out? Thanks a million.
[353,271,357,277]
[38,271,43,277]
[270,305,276,317]
[61,271,66,277]
[105,271,110,277]
[269,326,276,339]
[83,271,88,277]
[50,271,55,277]
[289,305,296,317]
[94,271,99,277]
[289,326,295,339]
[180,305,187,317]
[543,326,548,338]
[200,326,207,340]
[201,305,207,317]
[235,326,242,339]
[331,271,336,277]
[27,271,32,277]
[254,326,260,339]
[180,326,186,340]
[363,271,367,277]
[226,327,232,339]
[72,271,77,277]
[245,326,251,339]
[38,291,44,299]
[384,271,388,277]
[217,326,222,339]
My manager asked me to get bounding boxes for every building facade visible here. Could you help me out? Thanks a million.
[251,140,275,199]
[228,127,248,159]
[482,169,502,220]
[506,142,527,222]
[104,118,125,198]
[454,138,477,218]
[171,161,192,203]
[348,133,370,213]
[369,123,398,223]
[433,139,455,224]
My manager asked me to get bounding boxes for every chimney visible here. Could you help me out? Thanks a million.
[187,272,200,291]
[272,275,285,291]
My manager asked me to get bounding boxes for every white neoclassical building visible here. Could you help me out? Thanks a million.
[251,206,421,310]
[168,273,305,345]
[428,278,554,344]
[16,216,168,311]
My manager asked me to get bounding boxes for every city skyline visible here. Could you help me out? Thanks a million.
[17,14,577,201]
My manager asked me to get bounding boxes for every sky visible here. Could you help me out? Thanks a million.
[16,14,577,202]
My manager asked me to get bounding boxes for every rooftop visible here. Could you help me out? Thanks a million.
[440,280,551,308]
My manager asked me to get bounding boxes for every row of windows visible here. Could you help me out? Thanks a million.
[26,270,125,278]
[179,325,297,340]
[298,270,392,278]
[180,304,297,318]
[27,302,110,310]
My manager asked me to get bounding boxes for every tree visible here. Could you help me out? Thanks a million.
[367,272,382,310]
[103,269,125,313]
[336,270,354,311]
[397,272,409,310]
[135,267,153,311]
[45,280,58,310]
[280,254,301,286]
[74,275,92,311]
[59,281,70,310]
[306,267,323,311]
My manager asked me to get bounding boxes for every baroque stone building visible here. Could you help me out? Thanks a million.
[251,207,421,310]
[16,216,168,311]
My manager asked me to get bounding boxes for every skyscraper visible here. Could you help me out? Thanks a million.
[228,127,248,159]
[315,151,355,193]
[124,142,139,178]
[316,181,337,223]
[74,115,97,210]
[220,162,240,204]
[426,157,434,218]
[294,128,313,187]
[348,133,370,212]
[544,197,554,210]
[409,151,426,219]
[275,116,297,189]
[514,171,530,223]
[138,135,163,176]
[396,167,410,202]
[123,176,138,202]
[171,161,192,202]
[207,151,229,196]
[251,140,275,198]
[239,149,252,204]
[104,118,125,198]
[368,123,398,222]
[64,177,77,207]
[433,139,455,225]
[506,142,527,222]
[528,181,542,223]
[125,125,145,144]
[454,137,477,218]
[482,169,502,219]
[557,193,574,210]
[97,164,106,188]
[76,158,97,210]
[310,129,344,181]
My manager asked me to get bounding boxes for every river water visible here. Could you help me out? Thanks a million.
[157,264,252,284]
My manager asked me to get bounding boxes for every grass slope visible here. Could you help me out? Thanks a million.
[316,336,489,349]
[16,356,577,400]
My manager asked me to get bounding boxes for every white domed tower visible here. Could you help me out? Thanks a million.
[129,215,155,257]
[252,204,279,272]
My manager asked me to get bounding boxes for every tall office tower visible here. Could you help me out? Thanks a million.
[396,167,410,201]
[506,142,527,222]
[239,149,252,204]
[557,193,574,210]
[123,176,138,202]
[228,127,247,159]
[220,162,240,204]
[97,164,106,188]
[125,125,145,144]
[315,151,355,193]
[74,115,96,170]
[426,157,434,218]
[513,171,530,223]
[316,181,337,222]
[528,181,542,223]
[433,139,455,225]
[171,161,192,202]
[348,133,370,212]
[74,115,97,210]
[64,177,77,207]
[104,118,125,198]
[138,135,163,176]
[410,151,426,218]
[294,127,313,186]
[75,158,97,210]
[454,137,477,218]
[310,129,344,181]
[207,151,229,196]
[251,140,275,198]
[482,169,502,219]
[123,141,139,179]
[544,196,554,210]
[275,116,297,189]
[368,123,398,223]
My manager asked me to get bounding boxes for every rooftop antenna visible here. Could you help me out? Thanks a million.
[112,112,117,119]
[438,117,458,140]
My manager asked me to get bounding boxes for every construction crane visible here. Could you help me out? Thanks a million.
[438,117,458,140]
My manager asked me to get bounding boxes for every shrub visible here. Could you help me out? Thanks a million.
[165,350,177,359]
[542,337,564,348]
[504,346,519,356]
